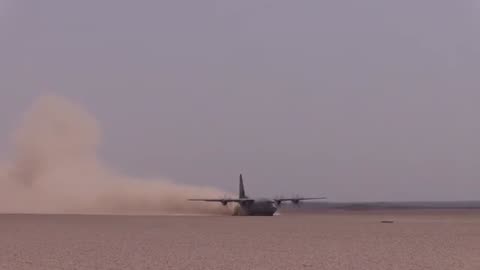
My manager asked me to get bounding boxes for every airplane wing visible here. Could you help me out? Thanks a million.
[274,197,327,204]
[188,198,254,205]
[188,198,254,202]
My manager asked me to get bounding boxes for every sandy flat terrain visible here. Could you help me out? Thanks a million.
[1,211,480,270]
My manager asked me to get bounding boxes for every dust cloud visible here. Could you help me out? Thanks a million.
[0,95,232,215]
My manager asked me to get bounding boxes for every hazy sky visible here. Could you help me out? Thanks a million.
[1,1,480,201]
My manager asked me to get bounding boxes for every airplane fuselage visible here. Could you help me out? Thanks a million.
[233,198,277,216]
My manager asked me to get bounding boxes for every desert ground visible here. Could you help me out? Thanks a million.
[1,210,479,270]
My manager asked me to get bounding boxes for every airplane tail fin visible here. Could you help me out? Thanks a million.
[239,174,247,199]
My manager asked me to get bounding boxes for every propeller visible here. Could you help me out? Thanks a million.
[291,194,302,207]
[274,195,284,206]
[221,194,228,206]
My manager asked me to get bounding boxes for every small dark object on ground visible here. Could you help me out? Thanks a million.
[381,220,394,223]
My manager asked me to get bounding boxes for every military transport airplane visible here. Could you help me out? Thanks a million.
[188,174,326,216]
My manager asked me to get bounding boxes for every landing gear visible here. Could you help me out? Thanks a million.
[232,205,248,216]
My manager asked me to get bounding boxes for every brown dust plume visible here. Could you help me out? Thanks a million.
[0,96,231,215]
